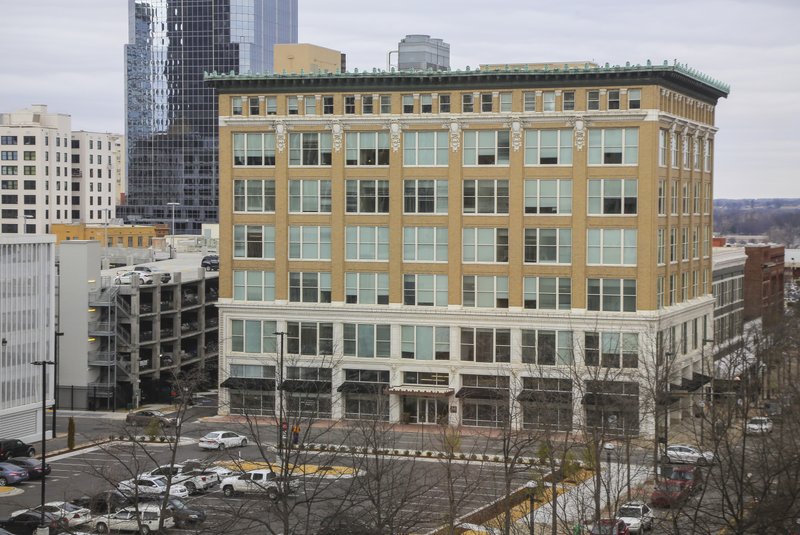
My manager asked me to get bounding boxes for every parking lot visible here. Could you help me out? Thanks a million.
[0,435,540,534]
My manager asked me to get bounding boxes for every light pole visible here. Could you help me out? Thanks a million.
[167,202,180,256]
[32,359,55,534]
[662,351,675,456]
[603,442,615,516]
[52,332,64,438]
[700,337,715,445]
[274,331,286,461]
[524,480,538,535]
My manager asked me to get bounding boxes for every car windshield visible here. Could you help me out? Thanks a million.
[150,478,167,487]
[61,503,81,512]
[168,498,186,509]
[618,507,641,517]
[672,471,694,481]
[204,432,222,439]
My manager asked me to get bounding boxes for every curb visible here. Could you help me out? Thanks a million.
[0,486,25,498]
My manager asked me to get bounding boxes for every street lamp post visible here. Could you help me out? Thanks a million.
[662,351,675,456]
[167,202,180,256]
[524,480,538,535]
[603,442,615,516]
[52,332,64,438]
[32,359,55,534]
[274,331,286,461]
[700,338,715,445]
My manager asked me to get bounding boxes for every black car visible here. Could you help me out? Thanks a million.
[201,255,219,271]
[137,495,206,528]
[0,440,34,461]
[0,511,64,535]
[5,458,50,479]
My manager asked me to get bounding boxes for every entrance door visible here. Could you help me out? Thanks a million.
[418,398,446,424]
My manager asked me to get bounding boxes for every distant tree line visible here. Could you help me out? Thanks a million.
[714,199,800,247]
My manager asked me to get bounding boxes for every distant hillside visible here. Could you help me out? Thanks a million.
[714,199,800,247]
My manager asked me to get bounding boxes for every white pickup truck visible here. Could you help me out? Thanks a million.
[141,464,217,495]
[221,469,300,500]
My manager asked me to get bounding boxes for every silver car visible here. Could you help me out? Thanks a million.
[665,444,714,465]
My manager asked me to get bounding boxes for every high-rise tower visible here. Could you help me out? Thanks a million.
[122,0,297,233]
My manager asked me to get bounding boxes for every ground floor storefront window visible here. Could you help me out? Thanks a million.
[229,391,275,416]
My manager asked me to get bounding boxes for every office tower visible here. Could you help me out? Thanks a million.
[398,35,450,71]
[122,0,298,233]
[208,61,728,437]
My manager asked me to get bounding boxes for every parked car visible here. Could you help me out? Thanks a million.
[114,270,155,285]
[73,490,131,515]
[181,459,236,482]
[136,495,206,528]
[0,511,64,535]
[650,481,691,507]
[118,475,189,499]
[590,519,630,535]
[0,463,30,486]
[92,503,174,535]
[666,465,703,494]
[133,266,171,283]
[221,469,300,499]
[746,416,774,435]
[201,255,219,271]
[664,444,714,465]
[198,431,248,450]
[616,502,654,533]
[0,439,35,461]
[11,502,90,528]
[5,457,50,479]
[141,464,216,494]
[125,409,177,427]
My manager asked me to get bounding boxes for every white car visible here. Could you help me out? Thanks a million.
[198,430,249,450]
[114,271,154,285]
[221,469,300,499]
[11,501,91,527]
[182,458,237,482]
[93,503,174,535]
[118,475,189,498]
[665,444,714,465]
[616,501,654,533]
[141,464,217,494]
[746,416,774,435]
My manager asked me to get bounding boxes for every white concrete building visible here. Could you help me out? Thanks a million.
[0,235,56,443]
[0,105,72,234]
[70,131,121,223]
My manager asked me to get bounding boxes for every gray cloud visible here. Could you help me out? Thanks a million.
[0,0,796,197]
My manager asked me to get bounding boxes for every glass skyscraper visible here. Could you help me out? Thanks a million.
[122,0,297,233]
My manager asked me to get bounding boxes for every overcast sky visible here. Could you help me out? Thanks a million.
[1,0,797,199]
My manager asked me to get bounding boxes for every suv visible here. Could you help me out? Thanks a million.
[746,416,774,435]
[221,469,299,500]
[0,439,35,461]
[133,266,171,283]
[92,503,173,535]
[201,255,219,271]
[616,502,654,533]
[136,496,206,529]
[666,465,703,494]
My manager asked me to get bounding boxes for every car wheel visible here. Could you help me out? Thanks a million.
[26,447,35,457]
[241,438,248,447]
[697,457,708,466]
[223,485,235,497]
[185,482,196,495]
[139,525,151,535]
[0,476,7,486]
[96,522,109,534]
[267,488,279,501]
[218,442,226,450]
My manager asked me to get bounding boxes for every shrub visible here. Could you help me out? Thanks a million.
[415,450,422,456]
[159,436,166,442]
[426,451,433,457]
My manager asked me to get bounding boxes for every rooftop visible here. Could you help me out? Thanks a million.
[205,59,729,102]
[101,252,217,285]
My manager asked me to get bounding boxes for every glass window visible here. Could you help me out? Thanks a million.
[233,133,275,166]
[499,92,512,112]
[346,180,389,213]
[403,227,448,262]
[587,90,600,110]
[233,225,275,259]
[345,273,389,304]
[403,131,448,166]
[304,96,317,115]
[403,274,448,306]
[249,97,260,115]
[231,319,277,354]
[542,91,555,112]
[323,96,334,114]
[404,180,447,213]
[380,95,391,114]
[480,93,493,112]
[289,180,332,213]
[460,328,510,362]
[343,324,391,358]
[607,90,620,110]
[523,92,536,112]
[288,226,331,260]
[346,132,390,166]
[289,272,331,303]
[233,180,275,212]
[265,97,276,115]
[628,89,641,109]
[587,228,637,265]
[587,278,637,312]
[524,228,572,264]
[462,93,474,113]
[362,95,374,114]
[344,96,356,114]
[439,94,451,113]
[420,94,433,113]
[524,179,572,214]
[233,271,275,301]
[587,179,637,215]
[522,329,573,365]
[402,325,450,360]
[463,130,510,165]
[463,180,509,214]
[288,133,332,166]
[286,322,333,356]
[463,276,508,308]
[524,277,571,310]
[562,91,575,111]
[402,95,414,114]
[287,96,298,115]
[463,228,509,263]
[524,129,573,165]
[231,97,243,115]
[588,128,638,165]
[346,226,390,261]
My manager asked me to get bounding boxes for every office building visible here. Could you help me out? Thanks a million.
[70,131,122,223]
[208,61,728,436]
[0,235,56,442]
[397,35,450,71]
[121,0,298,234]
[274,43,345,74]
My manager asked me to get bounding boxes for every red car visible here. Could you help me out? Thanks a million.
[650,481,691,507]
[667,465,703,494]
[590,519,630,535]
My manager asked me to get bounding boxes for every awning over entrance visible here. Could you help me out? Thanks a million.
[455,387,509,400]
[679,373,713,392]
[220,377,276,390]
[337,382,388,394]
[280,380,332,393]
[387,385,454,397]
[517,390,571,404]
